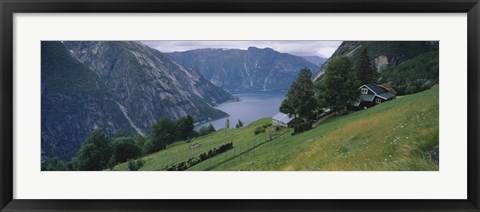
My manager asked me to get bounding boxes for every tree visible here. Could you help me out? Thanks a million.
[279,68,317,122]
[111,137,142,164]
[72,128,112,171]
[176,115,194,140]
[355,48,378,85]
[225,118,230,135]
[317,56,358,112]
[136,135,147,150]
[114,128,131,138]
[208,123,215,132]
[41,157,69,171]
[148,117,176,153]
[279,90,295,116]
[235,119,244,128]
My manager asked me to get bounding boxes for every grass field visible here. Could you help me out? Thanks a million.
[114,85,439,171]
[113,118,288,171]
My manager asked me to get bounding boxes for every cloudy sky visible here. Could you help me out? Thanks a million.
[141,41,342,58]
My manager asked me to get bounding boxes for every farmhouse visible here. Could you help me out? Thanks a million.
[272,112,300,127]
[352,84,396,109]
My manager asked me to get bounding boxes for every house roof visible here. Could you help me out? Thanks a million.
[355,84,396,105]
[377,92,395,100]
[378,83,398,95]
[363,83,388,95]
[272,112,296,124]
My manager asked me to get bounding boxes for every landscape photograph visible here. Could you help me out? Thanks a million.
[41,40,439,171]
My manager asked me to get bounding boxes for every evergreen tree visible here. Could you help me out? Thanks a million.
[72,128,112,171]
[225,118,230,135]
[355,48,377,85]
[235,119,244,128]
[279,68,317,122]
[279,95,295,116]
[207,123,216,133]
[176,115,194,140]
[317,57,358,112]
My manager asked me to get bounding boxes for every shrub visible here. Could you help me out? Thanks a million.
[164,142,233,171]
[41,157,69,171]
[254,126,265,135]
[198,124,216,136]
[144,138,166,154]
[262,123,272,129]
[128,159,145,171]
[293,122,312,135]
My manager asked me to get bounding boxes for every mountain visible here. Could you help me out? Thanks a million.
[42,41,233,160]
[314,41,439,81]
[301,56,328,66]
[42,42,134,160]
[167,47,320,91]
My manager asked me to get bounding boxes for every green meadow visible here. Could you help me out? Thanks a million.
[114,85,439,171]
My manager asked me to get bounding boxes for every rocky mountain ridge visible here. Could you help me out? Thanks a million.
[168,47,320,91]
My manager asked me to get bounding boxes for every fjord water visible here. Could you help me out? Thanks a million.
[195,91,287,130]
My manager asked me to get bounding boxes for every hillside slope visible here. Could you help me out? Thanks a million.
[314,41,439,87]
[114,85,439,171]
[217,85,439,171]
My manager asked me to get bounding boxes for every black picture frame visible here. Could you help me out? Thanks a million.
[1,0,479,211]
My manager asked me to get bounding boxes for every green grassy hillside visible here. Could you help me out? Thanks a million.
[114,85,439,171]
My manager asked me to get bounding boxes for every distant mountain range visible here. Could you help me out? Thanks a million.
[42,41,233,160]
[167,47,320,91]
[300,56,328,66]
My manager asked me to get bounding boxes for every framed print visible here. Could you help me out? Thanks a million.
[1,0,479,211]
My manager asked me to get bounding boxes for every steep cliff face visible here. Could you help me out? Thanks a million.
[41,41,134,160]
[63,41,233,129]
[168,47,320,91]
[314,41,439,81]
[42,41,233,160]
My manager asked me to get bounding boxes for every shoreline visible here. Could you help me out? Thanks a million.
[194,90,287,130]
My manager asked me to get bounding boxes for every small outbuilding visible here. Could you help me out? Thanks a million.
[272,112,300,127]
[351,84,396,109]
